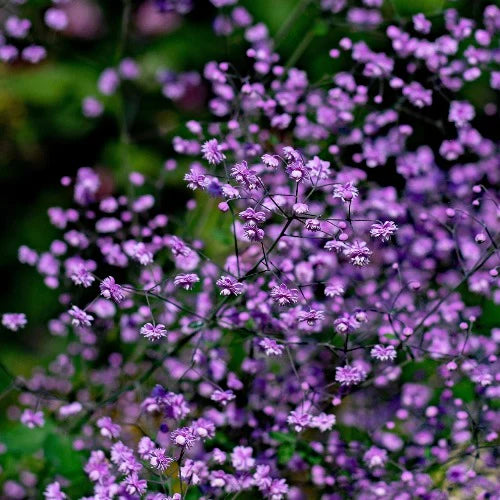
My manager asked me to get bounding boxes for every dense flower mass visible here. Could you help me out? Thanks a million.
[0,0,499,498]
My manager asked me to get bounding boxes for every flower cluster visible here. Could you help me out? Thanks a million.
[1,0,499,499]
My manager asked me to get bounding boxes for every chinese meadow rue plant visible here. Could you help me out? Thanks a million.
[1,0,500,498]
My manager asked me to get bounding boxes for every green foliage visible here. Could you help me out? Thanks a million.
[389,0,446,16]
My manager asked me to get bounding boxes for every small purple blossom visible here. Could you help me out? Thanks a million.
[174,273,200,290]
[140,323,167,341]
[68,306,93,327]
[258,337,284,356]
[371,344,397,361]
[333,181,359,202]
[370,220,398,241]
[99,276,125,302]
[335,365,367,386]
[216,275,245,296]
[21,409,44,428]
[201,139,226,165]
[2,313,27,331]
[210,389,236,406]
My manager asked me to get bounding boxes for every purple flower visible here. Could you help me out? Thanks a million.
[343,240,372,266]
[174,273,200,290]
[239,207,266,223]
[122,473,147,495]
[22,45,46,64]
[140,323,167,341]
[285,160,308,183]
[97,416,121,439]
[5,16,31,38]
[149,448,174,471]
[184,167,209,190]
[258,337,284,356]
[364,446,388,468]
[243,222,265,241]
[210,389,236,406]
[82,97,103,118]
[133,242,154,265]
[20,409,44,428]
[371,344,397,361]
[335,365,367,386]
[201,139,226,165]
[71,265,95,288]
[287,407,313,432]
[2,313,27,331]
[231,446,255,471]
[68,306,93,327]
[310,413,336,432]
[370,221,398,241]
[100,276,125,302]
[170,426,199,448]
[216,276,245,296]
[333,313,359,334]
[297,308,325,327]
[230,161,259,190]
[403,82,432,108]
[44,8,68,31]
[305,219,321,232]
[261,154,279,168]
[413,13,431,34]
[449,100,475,127]
[192,418,216,439]
[333,181,359,202]
[270,284,300,306]
[44,481,66,500]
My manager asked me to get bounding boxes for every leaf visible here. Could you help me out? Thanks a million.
[269,431,296,444]
[43,432,84,476]
[277,442,296,464]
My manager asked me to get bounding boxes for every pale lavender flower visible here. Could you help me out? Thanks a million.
[335,365,367,386]
[71,265,95,287]
[210,389,236,406]
[310,413,336,432]
[449,100,475,127]
[97,416,121,439]
[258,338,284,356]
[149,448,173,471]
[343,240,372,266]
[216,276,245,296]
[270,284,300,306]
[21,409,44,428]
[122,473,147,496]
[171,427,199,448]
[370,221,398,241]
[231,446,255,471]
[2,313,27,331]
[297,309,325,326]
[69,306,93,327]
[261,154,279,168]
[140,323,167,341]
[43,481,66,500]
[201,139,226,165]
[371,344,397,361]
[333,181,359,202]
[364,446,388,468]
[100,276,125,302]
[174,273,200,290]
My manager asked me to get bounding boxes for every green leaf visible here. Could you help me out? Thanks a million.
[43,432,85,476]
[277,442,296,464]
[269,431,296,444]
